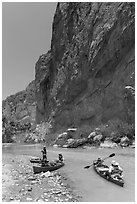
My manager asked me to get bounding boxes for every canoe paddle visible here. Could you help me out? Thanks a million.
[84,153,115,169]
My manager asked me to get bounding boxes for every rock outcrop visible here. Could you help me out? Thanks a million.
[2,80,36,129]
[35,2,135,132]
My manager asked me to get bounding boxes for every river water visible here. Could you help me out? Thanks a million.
[2,143,135,202]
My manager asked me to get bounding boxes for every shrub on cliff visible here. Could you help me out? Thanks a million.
[98,119,135,143]
[2,125,14,143]
[24,121,52,143]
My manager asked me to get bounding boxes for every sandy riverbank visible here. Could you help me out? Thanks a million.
[2,153,80,202]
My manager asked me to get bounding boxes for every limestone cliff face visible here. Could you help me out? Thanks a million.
[35,2,135,131]
[2,80,36,126]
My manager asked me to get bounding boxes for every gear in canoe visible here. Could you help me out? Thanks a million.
[30,149,64,174]
[30,153,64,164]
[84,153,124,187]
[93,162,124,187]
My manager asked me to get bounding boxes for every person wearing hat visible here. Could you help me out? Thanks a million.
[107,160,123,178]
[94,157,104,167]
[41,146,48,162]
[112,162,123,178]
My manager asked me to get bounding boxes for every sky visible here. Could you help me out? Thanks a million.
[2,2,57,100]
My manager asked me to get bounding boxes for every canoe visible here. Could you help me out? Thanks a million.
[93,161,124,187]
[33,161,64,174]
[30,157,42,163]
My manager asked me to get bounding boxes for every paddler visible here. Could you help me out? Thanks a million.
[94,157,104,167]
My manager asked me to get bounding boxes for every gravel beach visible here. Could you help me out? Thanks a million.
[2,153,80,202]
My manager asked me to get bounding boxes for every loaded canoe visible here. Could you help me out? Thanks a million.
[33,162,64,174]
[93,162,124,187]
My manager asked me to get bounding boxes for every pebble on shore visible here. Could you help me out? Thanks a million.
[2,154,80,202]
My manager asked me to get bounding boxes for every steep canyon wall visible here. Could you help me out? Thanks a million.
[35,2,135,131]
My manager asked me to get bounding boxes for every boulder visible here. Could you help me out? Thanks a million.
[88,131,96,140]
[88,131,96,143]
[67,138,88,148]
[67,138,75,144]
[54,132,68,146]
[100,140,118,148]
[120,136,130,147]
[57,132,68,139]
[53,144,58,147]
[93,134,103,142]
[62,144,68,148]
[130,140,135,148]
[88,128,102,144]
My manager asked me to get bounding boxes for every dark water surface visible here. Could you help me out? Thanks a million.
[2,143,135,202]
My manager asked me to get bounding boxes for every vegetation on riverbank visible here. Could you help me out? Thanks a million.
[23,119,135,148]
[2,117,135,149]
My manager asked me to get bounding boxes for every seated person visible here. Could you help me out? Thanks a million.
[58,154,63,162]
[94,157,104,167]
[106,160,123,178]
[111,162,123,179]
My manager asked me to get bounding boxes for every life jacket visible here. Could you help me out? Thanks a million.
[111,166,121,174]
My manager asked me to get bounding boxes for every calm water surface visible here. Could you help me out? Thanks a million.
[2,143,135,202]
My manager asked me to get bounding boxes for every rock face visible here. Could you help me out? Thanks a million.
[2,80,36,127]
[35,2,135,131]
